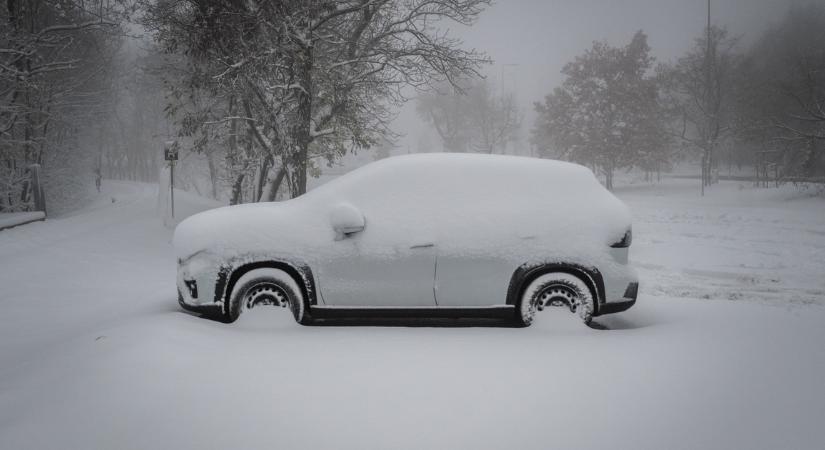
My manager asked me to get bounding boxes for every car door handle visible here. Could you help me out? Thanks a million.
[410,243,435,249]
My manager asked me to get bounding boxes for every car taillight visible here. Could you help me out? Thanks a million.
[611,228,632,248]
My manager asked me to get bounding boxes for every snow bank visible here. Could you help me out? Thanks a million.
[0,211,45,230]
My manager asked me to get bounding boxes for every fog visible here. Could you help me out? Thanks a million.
[2,2,825,449]
[3,0,822,206]
[393,0,806,155]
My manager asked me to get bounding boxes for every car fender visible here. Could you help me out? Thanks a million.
[506,262,605,315]
[214,255,320,319]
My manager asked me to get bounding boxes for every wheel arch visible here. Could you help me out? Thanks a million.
[506,262,605,316]
[215,259,319,318]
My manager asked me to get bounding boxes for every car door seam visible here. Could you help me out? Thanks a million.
[433,253,439,306]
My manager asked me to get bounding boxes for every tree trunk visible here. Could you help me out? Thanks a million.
[207,151,218,199]
[290,43,313,198]
[263,166,288,201]
[805,138,817,177]
[256,154,273,202]
[230,173,245,205]
[701,147,711,195]
[603,165,614,191]
[8,0,17,24]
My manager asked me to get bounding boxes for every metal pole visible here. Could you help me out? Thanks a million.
[170,161,175,219]
[702,0,711,196]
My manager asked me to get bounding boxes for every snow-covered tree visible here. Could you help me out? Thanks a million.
[143,0,490,200]
[1,0,124,212]
[659,26,745,192]
[533,31,668,190]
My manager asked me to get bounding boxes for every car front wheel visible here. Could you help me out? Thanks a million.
[226,268,306,324]
[517,272,594,327]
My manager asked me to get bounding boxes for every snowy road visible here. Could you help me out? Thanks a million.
[0,180,823,449]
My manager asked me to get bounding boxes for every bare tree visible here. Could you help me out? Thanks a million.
[417,84,472,152]
[417,79,521,154]
[741,4,825,180]
[467,81,521,153]
[660,26,745,193]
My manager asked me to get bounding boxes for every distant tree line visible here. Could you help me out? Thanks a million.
[5,1,825,214]
[531,4,825,191]
[1,0,124,212]
[738,5,825,185]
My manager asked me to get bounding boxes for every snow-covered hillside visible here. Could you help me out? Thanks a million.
[0,179,823,450]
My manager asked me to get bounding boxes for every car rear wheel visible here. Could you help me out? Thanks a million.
[227,268,306,324]
[517,272,594,327]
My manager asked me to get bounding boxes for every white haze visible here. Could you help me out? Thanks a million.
[390,0,809,158]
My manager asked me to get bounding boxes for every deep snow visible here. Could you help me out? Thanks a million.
[0,178,823,449]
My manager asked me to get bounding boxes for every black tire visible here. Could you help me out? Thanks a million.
[516,272,594,327]
[226,268,307,325]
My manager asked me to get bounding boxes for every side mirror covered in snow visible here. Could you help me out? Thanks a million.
[330,202,365,240]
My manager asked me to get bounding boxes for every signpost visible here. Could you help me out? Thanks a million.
[164,141,179,219]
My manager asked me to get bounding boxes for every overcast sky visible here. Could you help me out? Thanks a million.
[390,0,811,155]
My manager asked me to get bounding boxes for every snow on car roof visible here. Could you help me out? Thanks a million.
[306,153,601,201]
[349,152,594,178]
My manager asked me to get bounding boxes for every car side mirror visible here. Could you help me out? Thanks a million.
[330,202,365,240]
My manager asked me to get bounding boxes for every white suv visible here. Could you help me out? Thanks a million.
[174,153,638,326]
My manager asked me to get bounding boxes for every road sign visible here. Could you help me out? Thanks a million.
[164,141,179,161]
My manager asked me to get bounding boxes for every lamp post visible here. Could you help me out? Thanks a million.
[702,0,712,196]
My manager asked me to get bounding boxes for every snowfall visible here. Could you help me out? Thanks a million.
[0,176,823,450]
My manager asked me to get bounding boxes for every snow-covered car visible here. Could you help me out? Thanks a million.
[174,153,638,326]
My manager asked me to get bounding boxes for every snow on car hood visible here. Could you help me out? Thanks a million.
[173,200,328,261]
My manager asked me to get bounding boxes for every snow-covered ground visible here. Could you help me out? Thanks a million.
[0,178,823,449]
[621,179,825,307]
